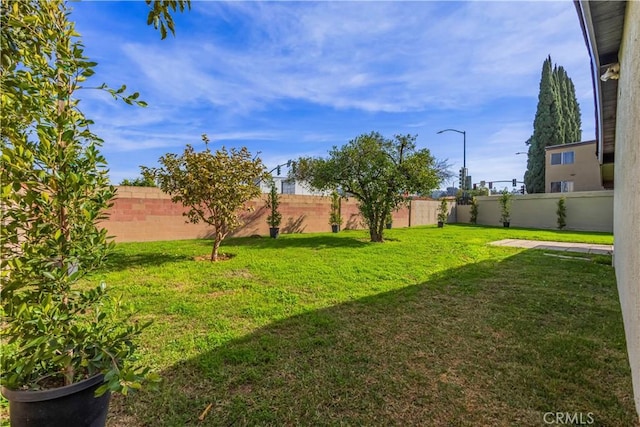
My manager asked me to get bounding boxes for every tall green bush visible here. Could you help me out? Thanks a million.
[266,183,282,229]
[329,191,343,227]
[499,190,513,224]
[556,197,567,229]
[438,198,449,224]
[470,197,479,224]
[0,0,188,396]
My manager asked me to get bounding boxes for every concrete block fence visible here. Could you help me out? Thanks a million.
[103,187,448,243]
[456,190,613,232]
[103,187,612,242]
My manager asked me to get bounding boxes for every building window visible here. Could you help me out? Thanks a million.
[281,179,297,194]
[550,181,574,193]
[550,151,574,165]
[563,151,574,164]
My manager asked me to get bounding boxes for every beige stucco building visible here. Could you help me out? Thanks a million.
[576,0,640,419]
[545,140,603,193]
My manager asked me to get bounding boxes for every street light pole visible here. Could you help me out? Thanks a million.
[437,128,466,170]
[437,128,467,192]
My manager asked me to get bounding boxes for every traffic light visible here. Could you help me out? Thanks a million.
[489,182,493,189]
[458,168,465,189]
[512,178,517,187]
[276,166,281,176]
[520,185,525,194]
[473,183,477,190]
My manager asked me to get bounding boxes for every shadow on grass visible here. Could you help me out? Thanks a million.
[103,251,192,272]
[101,234,370,273]
[108,251,636,427]
[196,233,370,250]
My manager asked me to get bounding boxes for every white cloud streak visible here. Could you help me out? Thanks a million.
[115,1,590,115]
[71,1,594,186]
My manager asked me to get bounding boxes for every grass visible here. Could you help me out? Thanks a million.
[5,225,637,426]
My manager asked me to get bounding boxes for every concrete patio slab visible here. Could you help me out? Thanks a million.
[489,239,613,255]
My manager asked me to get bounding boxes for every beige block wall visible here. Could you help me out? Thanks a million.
[456,191,613,232]
[614,2,640,416]
[410,199,454,226]
[457,205,472,223]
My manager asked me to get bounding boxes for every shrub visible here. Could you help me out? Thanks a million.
[329,191,343,226]
[266,183,282,228]
[470,197,479,224]
[438,198,449,223]
[557,197,567,229]
[499,189,513,224]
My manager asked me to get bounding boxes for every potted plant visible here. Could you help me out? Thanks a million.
[470,196,479,225]
[329,191,343,233]
[556,197,567,229]
[437,198,448,228]
[0,99,156,426]
[1,3,161,425]
[266,182,282,238]
[499,189,513,227]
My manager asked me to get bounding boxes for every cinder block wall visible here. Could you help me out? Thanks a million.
[454,191,613,232]
[103,187,418,242]
[410,199,454,225]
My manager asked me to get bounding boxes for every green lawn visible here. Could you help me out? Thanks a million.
[21,225,640,425]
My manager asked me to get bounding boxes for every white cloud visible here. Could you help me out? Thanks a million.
[115,2,588,115]
[70,0,594,185]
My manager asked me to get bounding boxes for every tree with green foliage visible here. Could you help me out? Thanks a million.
[0,0,189,399]
[120,175,157,187]
[524,56,582,193]
[143,135,268,261]
[293,132,442,242]
[456,185,488,204]
[556,66,582,145]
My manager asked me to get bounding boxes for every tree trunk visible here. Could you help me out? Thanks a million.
[377,221,385,242]
[210,238,221,261]
[369,224,384,242]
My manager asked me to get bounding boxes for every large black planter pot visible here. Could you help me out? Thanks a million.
[1,374,110,427]
[503,222,510,228]
[386,223,392,230]
[331,224,340,233]
[269,227,280,238]
[437,221,444,228]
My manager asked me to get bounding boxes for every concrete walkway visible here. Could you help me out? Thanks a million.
[489,239,614,255]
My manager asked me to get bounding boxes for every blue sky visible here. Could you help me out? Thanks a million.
[70,1,594,190]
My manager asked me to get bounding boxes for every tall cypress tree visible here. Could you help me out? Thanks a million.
[565,75,582,143]
[524,56,582,193]
[556,66,572,143]
[555,65,582,144]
